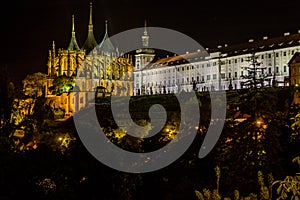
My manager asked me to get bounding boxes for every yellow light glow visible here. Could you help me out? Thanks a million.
[58,137,63,141]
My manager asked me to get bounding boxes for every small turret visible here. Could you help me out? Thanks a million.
[52,41,56,59]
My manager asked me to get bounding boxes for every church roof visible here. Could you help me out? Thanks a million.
[67,15,80,51]
[97,20,116,55]
[81,2,98,53]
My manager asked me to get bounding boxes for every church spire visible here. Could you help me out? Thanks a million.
[68,15,80,50]
[105,20,108,35]
[88,2,93,32]
[142,20,149,47]
[82,2,98,53]
[98,20,116,55]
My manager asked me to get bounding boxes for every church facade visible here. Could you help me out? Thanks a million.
[45,3,134,117]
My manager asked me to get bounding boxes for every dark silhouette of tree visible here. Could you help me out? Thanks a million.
[22,72,47,98]
[241,52,268,89]
[215,87,290,195]
[0,66,15,137]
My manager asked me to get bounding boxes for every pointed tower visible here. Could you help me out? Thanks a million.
[142,20,149,47]
[98,20,116,56]
[134,20,156,95]
[68,15,80,50]
[82,2,98,53]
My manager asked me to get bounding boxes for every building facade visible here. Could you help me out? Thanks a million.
[45,2,134,116]
[133,31,300,95]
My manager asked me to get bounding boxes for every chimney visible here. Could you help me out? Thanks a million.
[263,36,268,40]
[249,39,254,43]
[284,32,290,36]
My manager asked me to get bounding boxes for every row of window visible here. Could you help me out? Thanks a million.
[136,65,289,87]
[136,66,288,80]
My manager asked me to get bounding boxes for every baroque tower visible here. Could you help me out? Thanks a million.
[134,21,155,95]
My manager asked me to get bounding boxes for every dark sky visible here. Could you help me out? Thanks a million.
[1,0,300,86]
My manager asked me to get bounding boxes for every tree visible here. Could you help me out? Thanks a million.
[214,87,290,194]
[0,66,15,137]
[49,75,74,95]
[241,52,268,89]
[22,72,47,98]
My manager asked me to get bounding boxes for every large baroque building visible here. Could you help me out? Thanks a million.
[45,2,134,116]
[133,31,300,95]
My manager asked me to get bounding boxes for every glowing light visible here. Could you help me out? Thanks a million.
[58,137,63,141]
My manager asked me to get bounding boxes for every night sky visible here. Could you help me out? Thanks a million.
[1,0,300,86]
